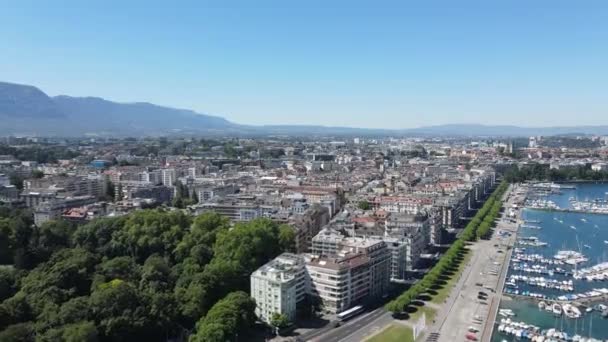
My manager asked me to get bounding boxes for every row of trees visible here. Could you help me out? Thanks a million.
[385,181,508,314]
[0,208,295,341]
[463,181,509,241]
[504,164,608,183]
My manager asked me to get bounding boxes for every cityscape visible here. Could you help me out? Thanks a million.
[1,2,608,342]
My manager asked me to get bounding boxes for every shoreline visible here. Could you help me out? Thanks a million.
[484,184,521,342]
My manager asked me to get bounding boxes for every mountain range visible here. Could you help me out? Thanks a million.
[1,81,607,137]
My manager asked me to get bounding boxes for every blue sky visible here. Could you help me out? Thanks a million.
[1,0,607,128]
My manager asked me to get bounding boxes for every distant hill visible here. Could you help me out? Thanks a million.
[1,81,607,137]
[0,82,63,119]
[0,81,237,136]
[399,124,608,137]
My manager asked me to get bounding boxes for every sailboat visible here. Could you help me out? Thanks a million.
[570,225,577,230]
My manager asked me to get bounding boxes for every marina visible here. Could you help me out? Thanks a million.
[491,183,608,342]
[496,318,602,342]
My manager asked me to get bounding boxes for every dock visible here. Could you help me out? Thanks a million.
[502,290,608,306]
[524,207,608,215]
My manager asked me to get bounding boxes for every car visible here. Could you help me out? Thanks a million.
[475,282,483,287]
[478,291,488,296]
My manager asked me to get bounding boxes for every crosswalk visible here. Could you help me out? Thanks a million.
[426,332,440,342]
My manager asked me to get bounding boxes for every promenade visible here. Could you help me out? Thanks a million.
[432,184,518,342]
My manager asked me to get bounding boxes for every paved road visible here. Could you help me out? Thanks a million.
[435,184,518,342]
[300,308,388,342]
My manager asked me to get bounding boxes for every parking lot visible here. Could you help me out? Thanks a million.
[435,185,519,342]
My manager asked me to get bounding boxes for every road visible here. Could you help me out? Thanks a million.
[434,184,518,342]
[299,307,389,342]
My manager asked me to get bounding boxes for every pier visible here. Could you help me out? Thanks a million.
[502,290,608,306]
[525,207,608,215]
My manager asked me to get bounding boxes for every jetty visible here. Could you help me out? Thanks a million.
[525,207,608,215]
[503,287,608,306]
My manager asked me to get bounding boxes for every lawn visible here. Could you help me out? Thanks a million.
[366,323,413,342]
[409,305,436,323]
[431,249,472,304]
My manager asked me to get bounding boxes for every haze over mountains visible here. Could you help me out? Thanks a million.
[1,81,607,137]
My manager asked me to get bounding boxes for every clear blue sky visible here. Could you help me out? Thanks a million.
[1,0,607,128]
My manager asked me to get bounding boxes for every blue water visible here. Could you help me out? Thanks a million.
[491,183,608,341]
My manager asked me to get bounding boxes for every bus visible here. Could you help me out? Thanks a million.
[337,305,364,321]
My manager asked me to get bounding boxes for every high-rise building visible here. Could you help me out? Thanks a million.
[161,168,176,187]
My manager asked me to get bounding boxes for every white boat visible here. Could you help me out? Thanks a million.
[552,303,562,316]
[581,218,588,223]
[538,301,547,310]
[570,225,577,230]
[499,309,516,317]
[584,244,592,249]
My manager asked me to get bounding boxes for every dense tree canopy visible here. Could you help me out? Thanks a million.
[0,208,294,341]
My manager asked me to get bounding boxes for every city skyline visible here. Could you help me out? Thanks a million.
[2,0,607,129]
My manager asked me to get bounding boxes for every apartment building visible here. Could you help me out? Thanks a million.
[381,236,409,282]
[250,253,306,323]
[34,195,96,226]
[161,168,176,187]
[24,175,107,199]
[385,212,430,270]
[290,204,331,253]
[304,253,371,314]
[311,230,391,300]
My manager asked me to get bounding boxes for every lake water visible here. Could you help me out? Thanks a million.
[491,183,608,341]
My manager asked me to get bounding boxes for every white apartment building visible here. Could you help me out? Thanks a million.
[161,168,176,187]
[250,253,306,323]
[138,170,162,185]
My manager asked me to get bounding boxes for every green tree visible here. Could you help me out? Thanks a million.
[357,200,371,210]
[0,322,34,342]
[270,313,290,333]
[189,291,256,342]
[32,170,44,179]
[9,174,24,190]
[61,321,99,342]
[278,225,296,253]
[89,280,148,341]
